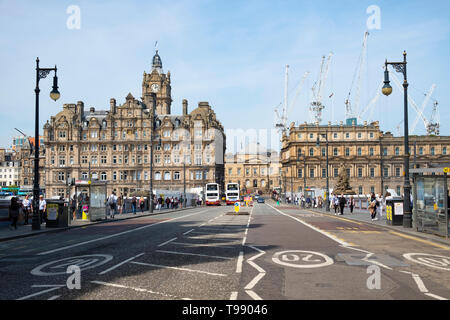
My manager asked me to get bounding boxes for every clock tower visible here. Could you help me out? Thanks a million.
[142,50,172,115]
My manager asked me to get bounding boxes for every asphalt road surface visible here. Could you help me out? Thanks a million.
[0,201,449,300]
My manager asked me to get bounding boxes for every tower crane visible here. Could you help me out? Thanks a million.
[310,52,333,124]
[389,69,439,135]
[345,31,369,121]
[275,66,309,133]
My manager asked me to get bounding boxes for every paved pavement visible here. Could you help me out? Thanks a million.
[0,205,197,242]
[0,200,448,300]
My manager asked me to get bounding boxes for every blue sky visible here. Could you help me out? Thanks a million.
[0,0,449,152]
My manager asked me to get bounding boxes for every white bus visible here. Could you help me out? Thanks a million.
[225,183,240,205]
[205,183,220,206]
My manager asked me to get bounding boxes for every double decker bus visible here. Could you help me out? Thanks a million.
[225,183,240,205]
[205,183,220,206]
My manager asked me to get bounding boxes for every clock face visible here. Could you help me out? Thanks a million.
[151,83,160,93]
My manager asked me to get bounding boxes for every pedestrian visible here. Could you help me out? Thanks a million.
[139,197,145,213]
[165,196,170,209]
[132,196,137,214]
[39,195,47,224]
[333,195,340,214]
[180,195,184,209]
[301,195,305,208]
[368,192,378,221]
[9,196,20,230]
[107,191,117,218]
[376,193,383,220]
[158,196,163,210]
[349,196,355,214]
[117,193,123,214]
[71,194,77,220]
[339,194,346,215]
[22,194,32,225]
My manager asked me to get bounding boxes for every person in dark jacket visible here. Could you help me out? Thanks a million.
[132,196,137,214]
[339,194,347,215]
[9,197,20,230]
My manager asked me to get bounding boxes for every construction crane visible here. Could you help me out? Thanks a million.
[345,31,369,121]
[310,52,333,124]
[389,70,439,135]
[275,66,309,133]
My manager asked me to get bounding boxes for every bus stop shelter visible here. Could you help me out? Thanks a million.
[411,167,449,239]
[74,179,107,222]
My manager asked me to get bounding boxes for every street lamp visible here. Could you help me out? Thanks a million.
[382,51,412,228]
[32,58,60,230]
[316,132,330,211]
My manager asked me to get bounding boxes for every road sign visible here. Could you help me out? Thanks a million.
[443,167,449,173]
[234,202,240,213]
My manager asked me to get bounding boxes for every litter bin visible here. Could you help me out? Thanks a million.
[386,197,404,226]
[45,199,69,228]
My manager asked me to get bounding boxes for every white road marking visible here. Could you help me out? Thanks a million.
[412,274,428,293]
[362,253,393,271]
[99,253,145,275]
[266,203,351,247]
[183,229,195,235]
[170,242,235,249]
[230,291,238,300]
[130,261,227,277]
[31,255,113,276]
[246,290,263,300]
[236,251,244,273]
[424,293,448,300]
[245,245,266,299]
[48,295,60,300]
[403,253,450,271]
[242,236,247,246]
[157,237,178,247]
[399,270,448,300]
[155,250,233,260]
[37,209,208,255]
[272,250,334,269]
[91,280,186,299]
[17,285,64,300]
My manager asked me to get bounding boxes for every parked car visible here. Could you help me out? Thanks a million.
[257,197,265,203]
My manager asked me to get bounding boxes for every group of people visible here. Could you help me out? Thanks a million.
[155,195,183,210]
[368,192,387,221]
[330,194,355,215]
[107,192,147,218]
[8,194,47,230]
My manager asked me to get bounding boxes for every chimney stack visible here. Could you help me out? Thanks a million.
[110,98,116,114]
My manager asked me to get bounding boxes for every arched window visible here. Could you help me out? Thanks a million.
[155,172,161,180]
[100,172,107,181]
[164,172,171,180]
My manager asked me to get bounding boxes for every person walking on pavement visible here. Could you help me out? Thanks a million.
[349,196,355,214]
[132,196,137,214]
[376,193,383,220]
[39,195,47,224]
[70,194,77,220]
[165,196,171,209]
[107,191,117,218]
[339,194,346,215]
[9,196,20,230]
[139,197,145,213]
[22,194,32,225]
[117,193,123,215]
[157,196,163,210]
[368,192,378,221]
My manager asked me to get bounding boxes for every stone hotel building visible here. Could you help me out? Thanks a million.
[43,51,226,198]
[281,120,450,196]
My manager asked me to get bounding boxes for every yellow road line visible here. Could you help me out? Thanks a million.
[388,231,450,250]
[305,209,363,225]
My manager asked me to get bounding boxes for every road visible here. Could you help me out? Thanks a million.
[0,201,449,300]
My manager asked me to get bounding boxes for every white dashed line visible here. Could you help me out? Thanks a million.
[99,253,145,275]
[17,285,64,300]
[183,229,195,235]
[236,251,244,273]
[91,281,185,299]
[155,250,233,260]
[130,261,227,277]
[230,291,238,300]
[157,237,178,247]
[48,295,60,300]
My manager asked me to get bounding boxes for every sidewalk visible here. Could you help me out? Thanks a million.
[278,201,450,247]
[0,205,198,242]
